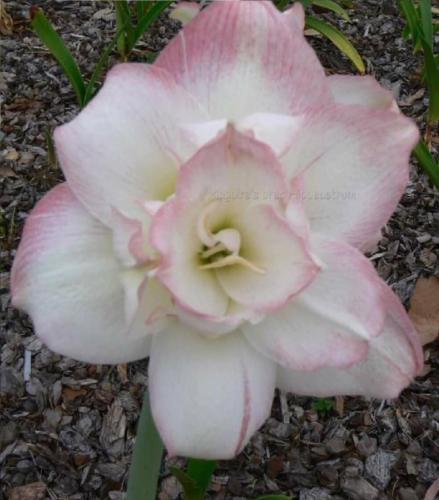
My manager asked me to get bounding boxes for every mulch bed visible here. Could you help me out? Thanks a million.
[0,1,438,499]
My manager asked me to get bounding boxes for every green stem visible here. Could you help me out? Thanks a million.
[126,391,164,500]
[186,459,217,498]
[413,140,439,189]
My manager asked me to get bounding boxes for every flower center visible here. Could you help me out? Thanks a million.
[196,201,265,273]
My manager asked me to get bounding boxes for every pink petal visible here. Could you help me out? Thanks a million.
[150,126,291,319]
[242,237,388,371]
[111,208,155,266]
[283,2,305,31]
[54,63,207,227]
[277,280,423,398]
[216,204,319,313]
[282,104,419,249]
[11,184,152,364]
[156,0,329,120]
[328,75,398,110]
[149,324,276,459]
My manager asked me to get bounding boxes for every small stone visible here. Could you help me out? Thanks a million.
[161,475,182,500]
[406,440,422,456]
[97,463,126,482]
[418,458,438,483]
[43,408,62,430]
[0,421,17,448]
[357,435,377,457]
[398,487,419,500]
[419,248,437,267]
[325,437,346,456]
[266,418,295,439]
[365,449,399,490]
[108,493,124,500]
[341,476,379,500]
[299,487,332,500]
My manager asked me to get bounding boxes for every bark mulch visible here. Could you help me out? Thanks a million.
[1,1,438,499]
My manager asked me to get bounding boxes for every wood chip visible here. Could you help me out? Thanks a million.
[7,482,46,500]
[408,277,439,346]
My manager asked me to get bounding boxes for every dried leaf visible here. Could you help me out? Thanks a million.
[0,0,13,36]
[62,386,87,402]
[409,277,439,346]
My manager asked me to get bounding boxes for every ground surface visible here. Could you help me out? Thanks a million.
[0,1,438,499]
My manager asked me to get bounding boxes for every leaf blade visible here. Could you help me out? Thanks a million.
[305,15,365,73]
[312,0,350,21]
[126,392,164,500]
[30,7,85,106]
[413,141,439,189]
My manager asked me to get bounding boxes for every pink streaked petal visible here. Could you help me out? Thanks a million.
[237,113,304,157]
[156,0,329,120]
[176,301,264,337]
[243,237,388,371]
[111,208,155,267]
[277,277,423,398]
[282,104,419,249]
[149,324,276,459]
[328,75,398,111]
[174,125,289,210]
[216,204,319,313]
[150,127,293,320]
[151,198,230,318]
[11,184,151,364]
[277,310,422,398]
[283,2,305,31]
[54,63,207,226]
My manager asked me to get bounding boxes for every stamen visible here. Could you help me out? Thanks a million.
[199,255,265,274]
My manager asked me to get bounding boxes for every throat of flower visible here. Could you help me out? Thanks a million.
[197,206,265,274]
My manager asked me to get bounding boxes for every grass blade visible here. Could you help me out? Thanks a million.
[126,392,164,500]
[312,0,350,21]
[131,1,173,52]
[30,7,85,106]
[305,15,365,73]
[83,23,128,105]
[420,35,439,123]
[413,141,439,188]
[399,0,422,50]
[419,0,433,48]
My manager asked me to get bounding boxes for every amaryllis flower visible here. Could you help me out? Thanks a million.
[12,1,423,459]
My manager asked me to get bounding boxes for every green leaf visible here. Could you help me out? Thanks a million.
[419,0,433,48]
[171,459,217,500]
[115,0,134,58]
[30,7,85,106]
[171,467,204,500]
[136,0,149,18]
[413,141,439,188]
[274,0,291,11]
[399,0,421,49]
[305,16,365,73]
[312,397,334,413]
[187,459,217,494]
[83,23,127,105]
[126,392,164,500]
[311,0,350,21]
[255,496,293,500]
[130,1,173,53]
[420,35,439,123]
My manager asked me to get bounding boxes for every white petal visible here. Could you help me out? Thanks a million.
[11,184,152,364]
[149,323,276,459]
